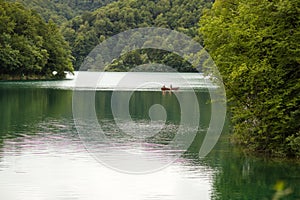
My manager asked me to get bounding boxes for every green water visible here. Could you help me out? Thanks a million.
[0,80,300,200]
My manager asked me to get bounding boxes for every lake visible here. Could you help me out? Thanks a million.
[0,72,299,200]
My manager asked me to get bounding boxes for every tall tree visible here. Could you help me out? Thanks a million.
[200,0,300,157]
[0,1,73,79]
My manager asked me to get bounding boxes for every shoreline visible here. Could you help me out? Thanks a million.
[0,73,71,81]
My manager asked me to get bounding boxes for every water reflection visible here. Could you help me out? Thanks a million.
[0,86,215,199]
[0,84,299,199]
[0,118,213,200]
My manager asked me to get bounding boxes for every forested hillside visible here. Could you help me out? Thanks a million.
[0,1,73,79]
[62,0,213,69]
[1,0,213,79]
[9,0,213,71]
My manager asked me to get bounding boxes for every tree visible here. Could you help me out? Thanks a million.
[0,1,73,79]
[199,0,300,157]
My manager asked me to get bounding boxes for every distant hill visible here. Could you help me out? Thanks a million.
[62,0,213,70]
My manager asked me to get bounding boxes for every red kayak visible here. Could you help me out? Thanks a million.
[161,87,170,91]
[161,86,179,91]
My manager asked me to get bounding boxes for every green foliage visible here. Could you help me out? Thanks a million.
[104,49,197,72]
[0,1,73,79]
[11,0,116,24]
[7,0,213,72]
[200,0,300,157]
[286,131,300,158]
[62,0,213,70]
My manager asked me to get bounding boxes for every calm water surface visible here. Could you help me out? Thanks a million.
[0,72,300,200]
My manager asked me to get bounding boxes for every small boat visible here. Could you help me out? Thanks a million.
[161,86,170,91]
[161,85,179,91]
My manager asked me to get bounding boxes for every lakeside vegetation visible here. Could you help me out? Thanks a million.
[200,0,300,157]
[0,0,299,158]
[0,0,73,79]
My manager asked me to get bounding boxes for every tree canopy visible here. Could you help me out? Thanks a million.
[4,0,213,72]
[200,0,300,157]
[11,0,117,25]
[0,1,73,79]
[62,0,213,70]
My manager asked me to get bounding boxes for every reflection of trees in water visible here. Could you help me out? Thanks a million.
[95,91,211,145]
[1,86,299,199]
[0,87,73,139]
[203,135,300,200]
[182,112,300,200]
[0,87,77,162]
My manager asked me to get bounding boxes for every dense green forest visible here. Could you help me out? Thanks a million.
[0,0,73,79]
[12,0,117,24]
[6,0,213,71]
[62,0,213,69]
[200,0,300,157]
